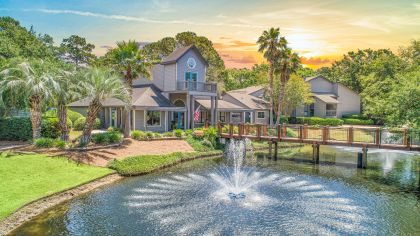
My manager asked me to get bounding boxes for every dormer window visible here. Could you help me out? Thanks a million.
[185,72,197,81]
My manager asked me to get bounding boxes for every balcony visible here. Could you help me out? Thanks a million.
[326,110,337,117]
[176,80,217,93]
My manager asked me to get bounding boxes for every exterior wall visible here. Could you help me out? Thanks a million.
[134,110,167,132]
[314,99,326,117]
[255,109,269,124]
[218,111,230,123]
[163,63,177,91]
[294,105,305,117]
[169,93,187,106]
[309,77,334,93]
[70,107,87,116]
[176,49,206,83]
[151,64,165,91]
[335,84,361,117]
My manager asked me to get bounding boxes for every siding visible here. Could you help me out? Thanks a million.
[336,84,361,117]
[151,64,165,90]
[134,110,167,132]
[164,63,177,91]
[176,49,206,83]
[309,77,334,93]
[255,110,269,124]
[314,99,326,117]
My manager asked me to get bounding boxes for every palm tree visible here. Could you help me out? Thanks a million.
[52,66,81,141]
[108,40,151,137]
[0,60,58,139]
[257,28,286,126]
[77,67,130,144]
[274,48,301,125]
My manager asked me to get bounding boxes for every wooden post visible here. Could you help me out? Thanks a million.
[239,123,244,137]
[282,125,287,138]
[362,146,368,169]
[348,127,354,144]
[263,125,268,137]
[312,143,320,164]
[229,124,233,137]
[217,122,222,135]
[268,141,273,158]
[274,141,278,159]
[299,125,303,141]
[303,125,308,139]
[277,124,282,141]
[322,127,328,144]
[257,124,261,140]
[375,128,381,146]
[403,129,410,148]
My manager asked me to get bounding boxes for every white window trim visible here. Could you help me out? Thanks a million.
[257,111,265,119]
[146,111,162,127]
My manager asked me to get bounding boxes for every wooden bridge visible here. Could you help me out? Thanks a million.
[217,123,420,152]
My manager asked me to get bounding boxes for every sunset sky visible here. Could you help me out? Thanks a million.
[1,0,419,69]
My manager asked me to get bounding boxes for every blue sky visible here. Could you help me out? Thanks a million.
[1,0,419,68]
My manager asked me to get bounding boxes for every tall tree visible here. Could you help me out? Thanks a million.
[274,47,301,124]
[0,60,58,139]
[77,67,130,143]
[52,65,81,141]
[106,40,151,137]
[257,27,285,126]
[60,35,96,66]
[280,74,313,116]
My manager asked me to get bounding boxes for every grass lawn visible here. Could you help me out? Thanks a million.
[0,154,113,220]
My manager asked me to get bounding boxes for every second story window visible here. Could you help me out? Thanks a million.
[257,111,265,119]
[185,72,197,82]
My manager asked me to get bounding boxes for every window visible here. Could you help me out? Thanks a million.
[231,112,241,123]
[185,72,197,81]
[257,111,265,119]
[199,111,206,123]
[146,111,161,126]
[326,104,337,110]
[219,112,226,122]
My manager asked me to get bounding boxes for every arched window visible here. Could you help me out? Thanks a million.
[173,99,185,107]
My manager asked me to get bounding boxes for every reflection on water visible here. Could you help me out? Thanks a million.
[11,144,420,236]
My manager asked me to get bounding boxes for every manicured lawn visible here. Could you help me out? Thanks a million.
[109,151,222,176]
[0,154,113,220]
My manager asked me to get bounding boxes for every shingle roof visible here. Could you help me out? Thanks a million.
[314,94,339,104]
[196,99,251,111]
[69,84,182,110]
[228,85,264,95]
[160,45,208,66]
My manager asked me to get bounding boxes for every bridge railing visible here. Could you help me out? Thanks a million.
[217,122,420,150]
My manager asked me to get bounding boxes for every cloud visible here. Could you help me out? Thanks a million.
[225,55,256,64]
[230,40,256,47]
[414,3,420,10]
[152,0,174,13]
[24,8,266,29]
[349,19,390,33]
[300,56,332,66]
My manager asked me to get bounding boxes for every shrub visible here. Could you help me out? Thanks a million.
[34,138,55,148]
[145,131,154,139]
[174,129,183,138]
[289,117,344,126]
[201,139,214,148]
[73,117,101,131]
[107,126,114,132]
[53,140,67,149]
[342,114,369,120]
[91,131,122,144]
[0,117,32,141]
[68,110,84,123]
[203,127,218,146]
[342,118,374,125]
[131,130,142,140]
[41,117,72,139]
[185,129,193,136]
[162,132,174,137]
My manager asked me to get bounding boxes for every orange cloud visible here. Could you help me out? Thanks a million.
[300,55,341,69]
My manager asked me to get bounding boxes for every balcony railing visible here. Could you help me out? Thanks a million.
[176,80,217,93]
[326,110,337,117]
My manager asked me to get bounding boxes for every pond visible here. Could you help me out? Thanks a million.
[11,144,420,235]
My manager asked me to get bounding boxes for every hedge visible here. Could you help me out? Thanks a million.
[0,117,32,141]
[73,117,101,131]
[44,109,83,123]
[91,131,122,144]
[289,117,344,126]
[41,117,72,139]
[342,118,374,125]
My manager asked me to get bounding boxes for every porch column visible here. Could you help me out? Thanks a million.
[184,111,187,131]
[191,96,195,129]
[164,111,168,132]
[210,96,215,126]
[215,95,218,125]
[186,95,190,129]
[144,109,147,131]
[132,109,136,130]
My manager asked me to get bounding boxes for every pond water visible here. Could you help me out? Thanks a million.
[11,144,420,235]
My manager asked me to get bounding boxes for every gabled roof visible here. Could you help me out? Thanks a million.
[196,99,251,111]
[69,84,182,110]
[228,85,264,95]
[160,45,209,66]
[314,94,339,104]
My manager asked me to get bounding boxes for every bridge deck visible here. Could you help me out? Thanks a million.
[217,123,420,151]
